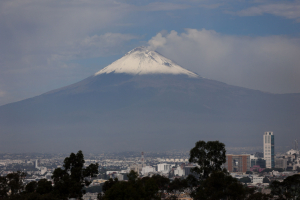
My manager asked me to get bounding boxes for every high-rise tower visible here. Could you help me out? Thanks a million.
[263,131,274,168]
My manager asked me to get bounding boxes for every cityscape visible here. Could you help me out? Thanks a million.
[0,132,299,199]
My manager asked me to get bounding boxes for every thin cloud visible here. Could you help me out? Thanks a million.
[199,3,223,9]
[148,29,300,94]
[142,2,190,11]
[230,2,300,21]
[49,33,140,62]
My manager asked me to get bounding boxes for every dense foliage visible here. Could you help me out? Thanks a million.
[0,150,98,200]
[270,174,300,199]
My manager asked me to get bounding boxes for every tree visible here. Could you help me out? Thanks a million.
[36,179,53,195]
[262,177,270,183]
[0,176,9,198]
[5,171,26,196]
[24,181,37,193]
[0,151,98,200]
[192,170,251,200]
[272,168,284,172]
[189,140,226,180]
[150,174,170,191]
[102,170,161,200]
[262,168,273,173]
[239,177,251,183]
[270,174,300,199]
[167,178,188,199]
[51,150,99,200]
[246,192,273,200]
[102,178,119,193]
[187,140,254,200]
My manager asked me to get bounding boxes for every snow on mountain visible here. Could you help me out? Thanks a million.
[95,47,198,78]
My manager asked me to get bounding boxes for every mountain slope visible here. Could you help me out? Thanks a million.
[0,48,299,153]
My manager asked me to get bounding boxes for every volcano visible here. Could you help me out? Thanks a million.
[0,47,299,153]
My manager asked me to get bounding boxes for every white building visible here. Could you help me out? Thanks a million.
[263,132,274,168]
[174,166,184,176]
[286,149,299,155]
[142,166,155,175]
[35,159,40,169]
[252,176,264,184]
[40,167,47,175]
[106,171,120,175]
[157,163,171,173]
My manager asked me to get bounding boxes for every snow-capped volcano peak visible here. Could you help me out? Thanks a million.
[95,46,198,77]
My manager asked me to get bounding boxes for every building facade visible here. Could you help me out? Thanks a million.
[157,163,171,172]
[225,154,250,173]
[263,131,274,168]
[275,158,288,170]
[251,158,266,168]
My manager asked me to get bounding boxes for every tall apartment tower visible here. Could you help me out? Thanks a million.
[263,131,274,168]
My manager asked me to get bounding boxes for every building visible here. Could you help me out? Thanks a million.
[184,165,196,177]
[129,163,145,173]
[263,131,274,168]
[35,159,40,169]
[250,158,266,168]
[225,154,250,173]
[173,165,185,176]
[157,163,171,172]
[286,149,299,155]
[252,176,264,184]
[275,158,288,170]
[141,166,155,175]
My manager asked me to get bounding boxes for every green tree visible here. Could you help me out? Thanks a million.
[246,192,273,200]
[24,181,37,193]
[262,168,273,173]
[102,170,163,200]
[102,178,119,193]
[239,177,251,183]
[0,176,9,198]
[192,170,251,200]
[189,140,226,180]
[188,140,260,200]
[36,179,53,195]
[167,178,188,199]
[270,174,300,199]
[6,171,26,196]
[51,150,99,200]
[262,177,270,183]
[150,174,170,191]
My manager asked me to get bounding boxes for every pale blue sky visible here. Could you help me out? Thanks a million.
[1,0,300,105]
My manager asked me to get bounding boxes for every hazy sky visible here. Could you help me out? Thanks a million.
[1,0,300,106]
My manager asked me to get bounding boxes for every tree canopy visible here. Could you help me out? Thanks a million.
[189,140,226,180]
[0,150,98,200]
